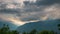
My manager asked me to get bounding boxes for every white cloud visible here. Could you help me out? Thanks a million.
[0,14,26,26]
[44,4,60,19]
[0,0,37,9]
[6,4,16,9]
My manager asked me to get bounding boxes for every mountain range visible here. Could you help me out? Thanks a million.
[17,19,60,33]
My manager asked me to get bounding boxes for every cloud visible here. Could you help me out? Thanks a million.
[35,0,60,6]
[44,4,60,19]
[7,16,26,26]
[0,14,26,26]
[0,0,60,26]
[0,9,18,14]
[0,0,36,9]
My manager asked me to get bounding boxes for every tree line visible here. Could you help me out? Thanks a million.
[0,24,60,34]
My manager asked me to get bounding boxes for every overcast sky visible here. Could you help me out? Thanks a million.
[0,0,60,26]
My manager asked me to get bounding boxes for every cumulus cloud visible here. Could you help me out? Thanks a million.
[0,0,60,26]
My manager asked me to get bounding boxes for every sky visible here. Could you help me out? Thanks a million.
[0,0,60,26]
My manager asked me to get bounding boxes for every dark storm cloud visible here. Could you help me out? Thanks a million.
[0,3,7,9]
[23,0,60,6]
[35,0,60,6]
[0,9,22,17]
[0,9,20,14]
[21,16,40,21]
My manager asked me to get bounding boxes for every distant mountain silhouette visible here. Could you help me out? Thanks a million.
[0,20,17,30]
[17,19,60,33]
